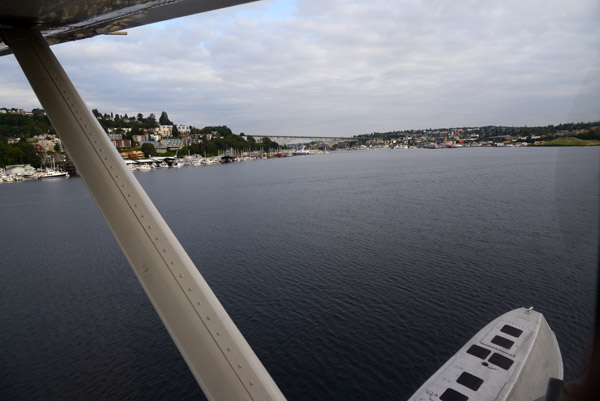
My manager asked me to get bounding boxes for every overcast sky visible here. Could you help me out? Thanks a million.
[1,0,598,136]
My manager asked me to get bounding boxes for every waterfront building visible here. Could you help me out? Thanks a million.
[175,124,191,134]
[5,164,36,176]
[151,124,173,138]
[141,140,168,154]
[161,138,183,150]
[107,127,132,134]
[132,134,149,143]
[36,139,57,152]
[121,150,145,159]
[111,139,132,149]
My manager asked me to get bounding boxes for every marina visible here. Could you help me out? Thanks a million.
[1,164,69,182]
[0,150,285,181]
[0,149,327,182]
[0,145,556,184]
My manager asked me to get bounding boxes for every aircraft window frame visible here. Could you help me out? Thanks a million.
[489,353,514,370]
[466,344,491,359]
[440,388,469,401]
[500,325,523,338]
[490,335,514,349]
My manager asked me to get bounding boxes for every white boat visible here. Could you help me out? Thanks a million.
[182,155,194,166]
[408,307,562,401]
[39,169,69,179]
[202,157,220,165]
[125,160,138,171]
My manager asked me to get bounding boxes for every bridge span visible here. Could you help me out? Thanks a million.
[251,135,354,146]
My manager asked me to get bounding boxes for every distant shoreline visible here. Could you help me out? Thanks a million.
[538,137,600,146]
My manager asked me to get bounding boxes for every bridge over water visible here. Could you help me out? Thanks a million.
[251,135,355,146]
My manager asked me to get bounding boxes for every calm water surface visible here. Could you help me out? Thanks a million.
[1,148,598,400]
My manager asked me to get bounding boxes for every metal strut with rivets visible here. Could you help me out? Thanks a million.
[1,28,285,401]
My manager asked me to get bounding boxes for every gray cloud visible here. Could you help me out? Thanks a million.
[1,0,598,136]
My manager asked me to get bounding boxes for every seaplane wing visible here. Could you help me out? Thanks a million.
[1,1,287,401]
[0,0,257,56]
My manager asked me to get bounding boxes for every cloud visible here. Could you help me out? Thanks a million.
[1,0,598,135]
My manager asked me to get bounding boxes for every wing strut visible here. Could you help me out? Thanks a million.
[0,28,286,401]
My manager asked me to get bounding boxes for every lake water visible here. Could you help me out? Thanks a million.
[0,147,598,400]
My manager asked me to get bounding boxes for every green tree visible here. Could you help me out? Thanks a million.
[54,142,61,152]
[172,125,180,137]
[159,111,173,125]
[204,141,218,156]
[0,139,7,166]
[260,137,279,150]
[142,113,159,129]
[141,142,156,157]
[3,146,24,165]
[197,125,233,137]
[16,141,41,167]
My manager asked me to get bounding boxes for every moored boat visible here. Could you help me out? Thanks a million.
[38,168,69,179]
